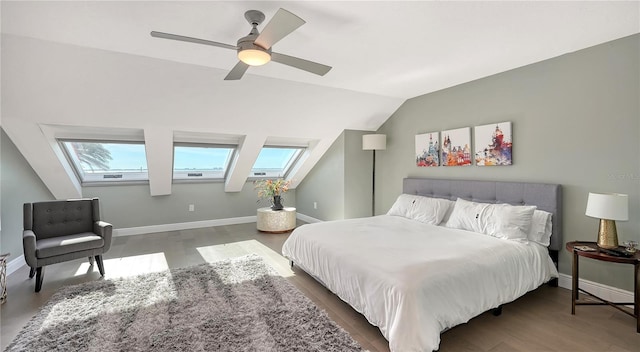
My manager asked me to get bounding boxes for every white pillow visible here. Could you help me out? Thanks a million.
[527,210,553,246]
[387,194,452,225]
[412,196,454,225]
[387,194,416,218]
[445,198,491,234]
[487,203,537,241]
[446,198,536,242]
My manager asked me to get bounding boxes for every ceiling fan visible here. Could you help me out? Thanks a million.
[150,8,332,80]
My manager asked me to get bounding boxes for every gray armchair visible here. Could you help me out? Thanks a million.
[23,198,112,292]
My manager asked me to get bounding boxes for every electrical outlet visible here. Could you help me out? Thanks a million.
[313,202,317,209]
[189,204,195,212]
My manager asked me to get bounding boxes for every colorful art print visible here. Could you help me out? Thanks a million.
[415,132,440,167]
[441,127,472,166]
[474,122,512,166]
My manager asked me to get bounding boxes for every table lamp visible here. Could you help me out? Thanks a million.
[585,192,628,249]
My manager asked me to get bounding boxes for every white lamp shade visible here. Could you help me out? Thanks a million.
[363,134,387,150]
[585,192,629,221]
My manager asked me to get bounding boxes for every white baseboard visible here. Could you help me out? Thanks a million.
[6,254,26,276]
[558,273,634,304]
[296,213,322,224]
[115,213,324,237]
[113,216,257,237]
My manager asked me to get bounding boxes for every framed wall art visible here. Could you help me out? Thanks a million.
[441,127,471,166]
[474,121,512,166]
[415,132,440,167]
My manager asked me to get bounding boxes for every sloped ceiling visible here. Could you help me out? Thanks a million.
[1,1,638,199]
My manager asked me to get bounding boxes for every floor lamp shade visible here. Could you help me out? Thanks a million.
[585,192,628,249]
[362,134,387,150]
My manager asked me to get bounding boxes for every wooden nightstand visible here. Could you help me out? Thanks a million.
[566,241,639,333]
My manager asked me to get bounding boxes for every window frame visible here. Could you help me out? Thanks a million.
[172,142,237,183]
[249,146,305,180]
[58,139,150,186]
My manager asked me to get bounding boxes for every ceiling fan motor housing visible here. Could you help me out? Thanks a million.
[236,11,272,66]
[237,34,270,53]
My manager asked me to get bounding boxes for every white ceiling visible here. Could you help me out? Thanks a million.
[4,1,638,98]
[1,1,638,198]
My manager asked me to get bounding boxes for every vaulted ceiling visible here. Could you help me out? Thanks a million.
[2,1,638,199]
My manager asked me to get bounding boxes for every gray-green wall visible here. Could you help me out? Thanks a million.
[83,182,294,229]
[296,130,371,220]
[376,34,640,291]
[0,129,55,260]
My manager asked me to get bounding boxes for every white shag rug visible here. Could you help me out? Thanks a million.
[5,255,367,352]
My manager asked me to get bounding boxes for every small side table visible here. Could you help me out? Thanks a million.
[566,241,639,333]
[257,207,296,233]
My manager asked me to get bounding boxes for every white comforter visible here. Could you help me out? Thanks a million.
[281,215,558,352]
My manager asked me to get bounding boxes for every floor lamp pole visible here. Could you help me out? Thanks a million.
[363,133,386,217]
[372,149,376,216]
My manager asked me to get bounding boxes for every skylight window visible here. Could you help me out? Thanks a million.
[173,144,235,180]
[250,147,303,178]
[60,140,148,184]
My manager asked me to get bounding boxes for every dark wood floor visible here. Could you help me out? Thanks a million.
[2,222,639,351]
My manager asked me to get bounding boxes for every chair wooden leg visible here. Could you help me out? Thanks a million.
[89,256,95,265]
[35,267,44,293]
[95,255,105,276]
[28,267,36,279]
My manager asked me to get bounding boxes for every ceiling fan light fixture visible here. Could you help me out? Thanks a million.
[238,49,271,66]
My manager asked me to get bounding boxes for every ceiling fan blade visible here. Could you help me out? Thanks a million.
[150,31,238,50]
[224,61,250,80]
[271,52,332,76]
[254,8,305,49]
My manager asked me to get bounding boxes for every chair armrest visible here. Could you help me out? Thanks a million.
[94,221,113,253]
[23,230,38,268]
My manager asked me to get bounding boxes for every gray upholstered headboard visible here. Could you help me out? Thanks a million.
[403,178,563,252]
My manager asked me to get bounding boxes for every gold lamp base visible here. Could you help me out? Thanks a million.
[596,219,619,249]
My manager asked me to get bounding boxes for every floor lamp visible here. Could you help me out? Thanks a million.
[362,134,386,216]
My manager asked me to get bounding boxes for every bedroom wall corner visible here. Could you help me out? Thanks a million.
[295,131,346,221]
[375,34,640,292]
[344,130,374,218]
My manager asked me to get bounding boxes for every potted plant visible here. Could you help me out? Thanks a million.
[254,178,291,211]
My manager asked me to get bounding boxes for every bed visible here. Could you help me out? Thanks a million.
[282,178,562,352]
